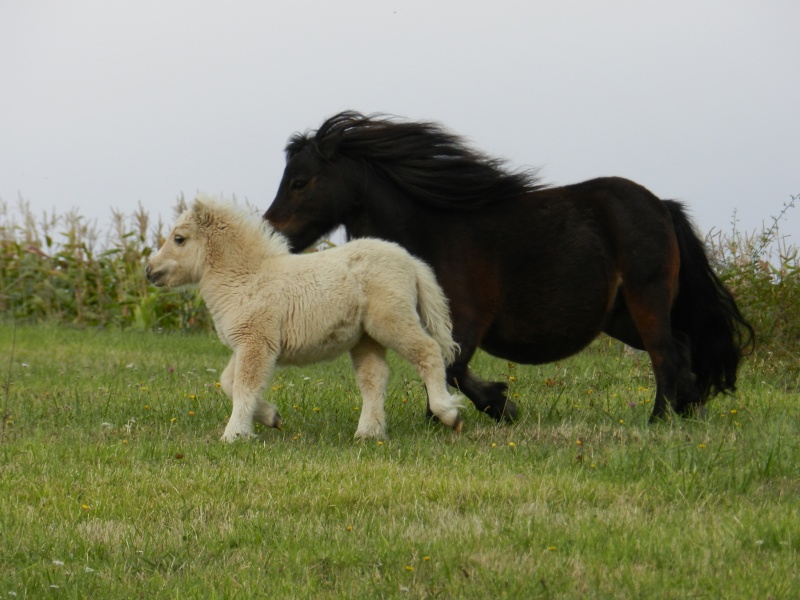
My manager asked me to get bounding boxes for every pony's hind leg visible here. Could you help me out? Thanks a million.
[424,364,464,433]
[621,286,700,422]
[220,355,236,398]
[378,327,463,431]
[350,336,390,439]
[253,399,282,430]
[668,331,703,418]
[363,296,463,431]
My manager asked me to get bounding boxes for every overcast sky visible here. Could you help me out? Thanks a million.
[1,0,798,249]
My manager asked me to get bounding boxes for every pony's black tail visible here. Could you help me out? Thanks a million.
[665,200,755,402]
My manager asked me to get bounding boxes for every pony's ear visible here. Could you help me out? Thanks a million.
[317,142,337,161]
[318,138,339,162]
[192,199,215,229]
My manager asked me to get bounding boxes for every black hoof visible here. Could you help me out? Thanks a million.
[676,402,707,420]
[474,381,515,423]
[482,399,518,423]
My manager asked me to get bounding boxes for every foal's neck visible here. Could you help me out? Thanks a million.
[199,243,274,301]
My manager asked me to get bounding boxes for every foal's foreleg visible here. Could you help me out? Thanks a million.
[350,337,390,439]
[220,348,281,443]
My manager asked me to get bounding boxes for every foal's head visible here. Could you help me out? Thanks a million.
[147,198,290,289]
[145,203,209,289]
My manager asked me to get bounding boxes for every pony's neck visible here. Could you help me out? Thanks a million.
[198,240,272,301]
[345,166,435,250]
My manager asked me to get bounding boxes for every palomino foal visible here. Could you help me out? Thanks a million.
[146,198,463,441]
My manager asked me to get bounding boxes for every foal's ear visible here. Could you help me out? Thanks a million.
[192,199,215,229]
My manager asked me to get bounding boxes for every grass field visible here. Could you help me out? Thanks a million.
[1,323,798,598]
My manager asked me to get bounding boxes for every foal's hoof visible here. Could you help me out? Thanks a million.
[452,415,464,433]
[220,430,256,443]
[273,417,283,431]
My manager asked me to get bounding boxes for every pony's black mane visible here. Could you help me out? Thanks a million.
[285,111,546,210]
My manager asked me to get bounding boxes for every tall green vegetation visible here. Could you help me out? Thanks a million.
[0,197,210,331]
[1,194,798,356]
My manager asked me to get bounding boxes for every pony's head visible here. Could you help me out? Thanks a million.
[145,199,212,289]
[146,197,288,289]
[265,111,545,251]
[264,113,368,251]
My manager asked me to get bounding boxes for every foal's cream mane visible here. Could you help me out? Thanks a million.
[193,197,291,258]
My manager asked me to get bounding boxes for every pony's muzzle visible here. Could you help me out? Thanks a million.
[145,264,164,287]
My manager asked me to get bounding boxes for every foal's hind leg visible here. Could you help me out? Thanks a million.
[350,336,390,439]
[411,340,463,431]
[367,320,463,431]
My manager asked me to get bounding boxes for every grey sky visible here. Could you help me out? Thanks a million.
[1,0,798,248]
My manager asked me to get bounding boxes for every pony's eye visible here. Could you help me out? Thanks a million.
[174,235,185,245]
[290,179,307,191]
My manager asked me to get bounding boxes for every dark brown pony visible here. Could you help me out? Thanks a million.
[264,111,754,423]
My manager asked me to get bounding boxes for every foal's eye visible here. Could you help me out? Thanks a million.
[174,235,186,245]
[290,179,307,191]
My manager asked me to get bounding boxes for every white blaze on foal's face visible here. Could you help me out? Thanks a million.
[147,212,206,289]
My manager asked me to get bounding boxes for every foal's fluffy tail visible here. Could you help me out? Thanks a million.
[665,200,755,402]
[413,260,459,365]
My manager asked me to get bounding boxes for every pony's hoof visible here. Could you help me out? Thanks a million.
[354,427,388,440]
[220,430,255,443]
[452,415,464,433]
[273,417,283,431]
[500,400,518,423]
[483,399,518,423]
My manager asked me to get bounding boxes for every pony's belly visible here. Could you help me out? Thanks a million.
[481,333,596,365]
[277,328,363,366]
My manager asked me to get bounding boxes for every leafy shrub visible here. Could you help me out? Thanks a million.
[706,195,799,357]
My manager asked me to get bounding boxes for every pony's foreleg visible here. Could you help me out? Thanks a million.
[350,336,390,439]
[220,348,280,443]
[447,343,516,423]
[220,355,236,398]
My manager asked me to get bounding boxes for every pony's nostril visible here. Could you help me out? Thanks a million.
[145,264,161,284]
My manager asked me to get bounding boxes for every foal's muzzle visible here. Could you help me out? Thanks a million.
[145,264,164,286]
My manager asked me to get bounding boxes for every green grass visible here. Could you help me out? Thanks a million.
[1,324,799,598]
